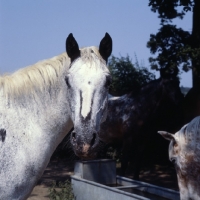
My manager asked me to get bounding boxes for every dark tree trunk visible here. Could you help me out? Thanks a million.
[192,0,200,89]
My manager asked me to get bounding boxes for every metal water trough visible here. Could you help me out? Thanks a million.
[71,159,180,200]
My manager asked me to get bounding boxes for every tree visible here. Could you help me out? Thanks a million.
[108,55,155,96]
[147,0,200,88]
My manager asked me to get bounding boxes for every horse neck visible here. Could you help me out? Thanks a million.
[136,82,163,120]
[1,56,73,151]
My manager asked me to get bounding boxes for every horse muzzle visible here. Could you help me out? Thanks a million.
[70,130,99,159]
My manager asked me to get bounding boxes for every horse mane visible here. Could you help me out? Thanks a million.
[0,53,69,98]
[131,75,180,100]
[127,77,181,122]
[127,78,161,99]
[0,46,104,99]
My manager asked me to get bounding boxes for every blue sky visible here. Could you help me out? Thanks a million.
[0,1,192,87]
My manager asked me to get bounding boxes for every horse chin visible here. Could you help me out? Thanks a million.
[80,153,97,160]
[74,150,97,160]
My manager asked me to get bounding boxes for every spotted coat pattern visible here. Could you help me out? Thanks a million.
[159,116,200,200]
[99,76,184,179]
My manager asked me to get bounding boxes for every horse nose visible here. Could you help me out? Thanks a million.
[70,130,99,159]
[71,130,98,148]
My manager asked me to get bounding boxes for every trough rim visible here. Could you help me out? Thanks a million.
[71,175,150,200]
[116,175,180,194]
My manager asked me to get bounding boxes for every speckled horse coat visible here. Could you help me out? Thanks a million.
[0,33,112,200]
[159,116,200,200]
[99,71,184,180]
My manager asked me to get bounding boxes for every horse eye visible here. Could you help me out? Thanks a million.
[105,76,112,88]
[65,76,71,88]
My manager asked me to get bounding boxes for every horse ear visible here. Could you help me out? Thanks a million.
[99,33,112,63]
[158,131,175,141]
[66,33,80,63]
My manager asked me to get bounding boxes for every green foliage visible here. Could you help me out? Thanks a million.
[147,24,193,71]
[108,55,155,96]
[149,0,194,24]
[104,146,122,163]
[148,0,200,87]
[49,180,76,200]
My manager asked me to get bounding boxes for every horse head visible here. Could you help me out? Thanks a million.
[65,33,112,159]
[147,66,185,135]
[137,66,184,133]
[158,116,200,199]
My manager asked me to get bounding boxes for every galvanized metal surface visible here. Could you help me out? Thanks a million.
[72,175,149,200]
[74,159,116,184]
[72,159,180,200]
[116,176,180,200]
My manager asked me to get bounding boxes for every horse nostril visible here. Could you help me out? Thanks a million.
[90,133,97,147]
[71,131,76,143]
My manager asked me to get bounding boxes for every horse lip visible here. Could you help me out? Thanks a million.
[80,152,97,160]
[72,143,97,159]
[74,150,96,160]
